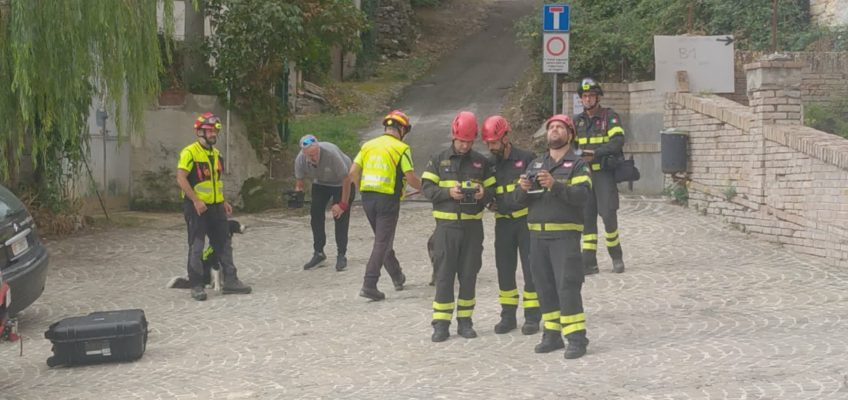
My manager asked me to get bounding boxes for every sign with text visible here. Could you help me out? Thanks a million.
[654,35,735,93]
[542,33,569,73]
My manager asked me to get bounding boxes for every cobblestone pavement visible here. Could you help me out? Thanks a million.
[2,197,847,399]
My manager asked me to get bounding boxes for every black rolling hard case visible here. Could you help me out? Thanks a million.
[44,309,148,367]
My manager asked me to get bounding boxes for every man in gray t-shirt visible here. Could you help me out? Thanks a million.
[294,135,355,271]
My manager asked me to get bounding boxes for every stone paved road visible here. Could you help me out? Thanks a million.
[2,197,847,399]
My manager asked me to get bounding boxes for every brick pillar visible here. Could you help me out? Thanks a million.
[745,56,803,126]
[744,55,803,208]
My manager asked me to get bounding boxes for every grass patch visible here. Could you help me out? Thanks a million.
[288,113,371,156]
[377,56,431,82]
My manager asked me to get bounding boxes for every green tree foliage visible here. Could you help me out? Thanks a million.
[205,0,366,156]
[805,97,848,139]
[517,0,817,82]
[0,0,181,210]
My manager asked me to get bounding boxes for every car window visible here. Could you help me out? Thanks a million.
[0,184,25,219]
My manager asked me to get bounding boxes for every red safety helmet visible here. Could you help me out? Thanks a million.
[383,110,412,134]
[194,112,222,130]
[545,114,576,134]
[451,111,478,141]
[481,115,510,142]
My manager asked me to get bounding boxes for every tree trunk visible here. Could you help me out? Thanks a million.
[182,0,206,91]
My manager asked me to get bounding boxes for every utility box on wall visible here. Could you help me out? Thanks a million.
[660,129,688,174]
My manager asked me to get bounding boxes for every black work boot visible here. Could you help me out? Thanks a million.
[521,319,540,335]
[612,259,625,274]
[494,309,517,334]
[392,272,406,291]
[335,254,347,271]
[522,308,541,335]
[222,278,252,294]
[303,251,326,270]
[564,336,589,359]
[456,318,477,339]
[359,287,386,301]
[534,330,565,353]
[431,320,450,342]
[190,285,207,301]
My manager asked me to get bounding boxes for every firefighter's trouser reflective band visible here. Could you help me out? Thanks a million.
[433,298,476,320]
[561,313,586,336]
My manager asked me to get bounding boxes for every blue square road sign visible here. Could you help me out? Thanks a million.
[543,4,570,32]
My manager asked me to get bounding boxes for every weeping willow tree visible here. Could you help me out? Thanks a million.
[0,0,181,211]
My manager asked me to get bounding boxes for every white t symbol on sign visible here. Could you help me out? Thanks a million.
[549,6,564,30]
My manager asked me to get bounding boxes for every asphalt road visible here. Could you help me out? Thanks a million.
[363,0,535,171]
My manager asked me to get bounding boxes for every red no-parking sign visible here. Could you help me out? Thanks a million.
[543,32,569,73]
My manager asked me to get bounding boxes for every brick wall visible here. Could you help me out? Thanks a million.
[664,58,848,267]
[723,52,848,107]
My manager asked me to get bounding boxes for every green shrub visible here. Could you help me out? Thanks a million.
[805,99,848,139]
[663,180,689,206]
[239,177,286,213]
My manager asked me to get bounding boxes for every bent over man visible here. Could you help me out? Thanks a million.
[294,135,355,271]
[513,114,591,359]
[481,115,540,335]
[423,111,495,342]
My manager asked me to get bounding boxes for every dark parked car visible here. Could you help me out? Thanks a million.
[0,184,49,316]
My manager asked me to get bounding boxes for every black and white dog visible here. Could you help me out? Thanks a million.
[168,220,246,291]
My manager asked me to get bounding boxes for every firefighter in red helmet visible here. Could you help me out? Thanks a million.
[422,111,496,342]
[481,115,541,335]
[512,114,592,359]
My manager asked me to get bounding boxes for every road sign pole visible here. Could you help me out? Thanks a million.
[552,73,557,115]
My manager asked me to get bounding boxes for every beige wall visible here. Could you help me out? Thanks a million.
[131,94,266,208]
[560,81,666,195]
[664,59,848,267]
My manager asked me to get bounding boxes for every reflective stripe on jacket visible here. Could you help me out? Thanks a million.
[511,149,592,238]
[491,146,535,219]
[353,134,413,196]
[574,107,625,171]
[178,142,224,204]
[422,147,495,223]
